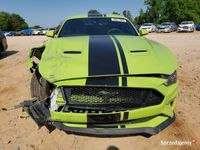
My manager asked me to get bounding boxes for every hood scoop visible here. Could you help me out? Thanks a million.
[63,51,82,54]
[130,50,148,53]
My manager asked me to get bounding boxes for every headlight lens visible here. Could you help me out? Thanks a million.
[164,71,177,86]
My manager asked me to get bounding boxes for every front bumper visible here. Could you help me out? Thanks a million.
[20,98,176,136]
[157,28,171,33]
[54,116,175,136]
[177,27,193,32]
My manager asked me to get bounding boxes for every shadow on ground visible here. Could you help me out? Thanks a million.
[107,145,120,150]
[0,50,18,60]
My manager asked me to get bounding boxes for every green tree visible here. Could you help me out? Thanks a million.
[31,25,41,29]
[135,0,200,24]
[0,12,10,31]
[134,9,148,24]
[8,13,28,31]
[0,12,28,31]
[88,10,101,15]
[123,10,134,22]
[112,11,120,15]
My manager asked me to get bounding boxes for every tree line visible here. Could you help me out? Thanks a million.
[1,0,199,31]
[0,11,28,31]
[89,0,200,25]
[135,0,200,24]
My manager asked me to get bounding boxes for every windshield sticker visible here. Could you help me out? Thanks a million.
[111,18,127,22]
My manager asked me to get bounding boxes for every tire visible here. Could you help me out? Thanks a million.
[30,70,52,101]
[0,43,4,52]
[39,77,51,101]
[30,70,40,99]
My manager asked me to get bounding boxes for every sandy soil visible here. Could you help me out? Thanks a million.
[0,32,200,150]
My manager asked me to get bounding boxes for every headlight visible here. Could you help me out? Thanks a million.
[164,71,177,86]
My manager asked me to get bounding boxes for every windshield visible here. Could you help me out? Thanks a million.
[181,21,193,24]
[161,22,171,26]
[58,18,138,37]
[142,23,152,26]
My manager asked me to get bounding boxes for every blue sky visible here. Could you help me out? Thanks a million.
[0,0,146,27]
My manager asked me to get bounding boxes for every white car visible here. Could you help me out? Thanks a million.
[139,23,157,33]
[38,28,49,35]
[177,21,195,32]
[32,29,42,35]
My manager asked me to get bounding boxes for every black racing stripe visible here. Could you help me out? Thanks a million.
[123,112,129,121]
[88,36,120,75]
[112,36,129,86]
[86,36,120,85]
[87,113,121,124]
[122,77,127,87]
[86,77,118,86]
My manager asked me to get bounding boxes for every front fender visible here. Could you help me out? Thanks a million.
[28,45,45,72]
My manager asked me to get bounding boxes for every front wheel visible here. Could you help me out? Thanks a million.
[30,70,52,101]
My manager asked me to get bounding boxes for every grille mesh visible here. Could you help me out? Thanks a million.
[62,86,164,111]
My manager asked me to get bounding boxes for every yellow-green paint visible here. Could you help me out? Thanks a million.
[27,14,178,131]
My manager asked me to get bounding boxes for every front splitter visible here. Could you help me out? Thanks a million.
[20,100,175,137]
[53,116,175,136]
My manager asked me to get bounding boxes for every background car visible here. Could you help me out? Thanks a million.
[20,29,33,36]
[196,23,200,31]
[32,29,42,35]
[157,22,177,33]
[139,23,157,33]
[134,24,141,32]
[40,28,48,35]
[177,21,195,32]
[4,31,16,36]
[0,30,8,53]
[170,22,178,31]
[157,22,172,33]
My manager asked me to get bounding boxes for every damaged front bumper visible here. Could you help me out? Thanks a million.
[20,99,175,136]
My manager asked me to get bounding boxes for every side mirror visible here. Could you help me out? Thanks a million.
[46,30,55,38]
[139,29,148,36]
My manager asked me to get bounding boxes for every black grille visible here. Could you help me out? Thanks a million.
[62,86,164,111]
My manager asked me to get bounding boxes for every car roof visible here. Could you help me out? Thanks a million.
[66,14,128,20]
[161,22,171,24]
[181,21,193,23]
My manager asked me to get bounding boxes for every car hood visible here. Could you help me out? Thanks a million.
[179,24,193,27]
[39,35,178,83]
[140,26,152,29]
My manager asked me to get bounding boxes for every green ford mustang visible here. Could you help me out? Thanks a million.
[21,14,178,136]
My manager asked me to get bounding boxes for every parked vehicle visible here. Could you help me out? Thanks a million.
[20,29,33,36]
[157,22,172,33]
[4,31,16,36]
[134,24,141,31]
[177,21,195,32]
[139,23,157,32]
[157,22,177,33]
[170,22,178,31]
[32,29,42,35]
[196,23,200,31]
[40,28,48,35]
[0,30,8,53]
[22,14,178,136]
[15,31,22,36]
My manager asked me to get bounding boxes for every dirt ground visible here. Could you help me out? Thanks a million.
[0,32,200,150]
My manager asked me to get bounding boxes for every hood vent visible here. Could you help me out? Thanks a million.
[64,51,81,54]
[130,50,148,53]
